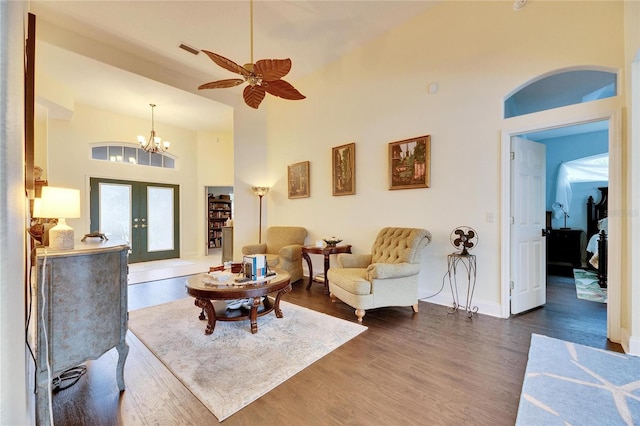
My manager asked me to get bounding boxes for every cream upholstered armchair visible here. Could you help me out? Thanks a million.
[327,227,431,322]
[242,226,308,283]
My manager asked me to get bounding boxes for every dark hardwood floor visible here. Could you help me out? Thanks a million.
[48,273,620,425]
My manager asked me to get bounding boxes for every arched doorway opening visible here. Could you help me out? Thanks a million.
[500,67,621,345]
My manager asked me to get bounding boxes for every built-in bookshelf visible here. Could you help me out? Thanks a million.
[208,194,232,248]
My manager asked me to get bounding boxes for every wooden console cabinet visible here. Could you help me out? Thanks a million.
[547,229,584,276]
[32,240,129,425]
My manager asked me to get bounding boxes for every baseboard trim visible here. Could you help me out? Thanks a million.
[419,293,503,318]
[621,327,640,356]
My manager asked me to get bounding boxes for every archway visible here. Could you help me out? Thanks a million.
[500,67,621,344]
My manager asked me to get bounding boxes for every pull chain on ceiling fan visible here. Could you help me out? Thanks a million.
[198,0,305,109]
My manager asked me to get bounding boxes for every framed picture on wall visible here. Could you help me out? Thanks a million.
[288,161,310,199]
[332,143,355,196]
[388,135,431,190]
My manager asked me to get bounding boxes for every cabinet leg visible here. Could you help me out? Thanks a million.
[116,341,129,391]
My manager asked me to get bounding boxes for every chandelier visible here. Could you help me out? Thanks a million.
[138,103,170,153]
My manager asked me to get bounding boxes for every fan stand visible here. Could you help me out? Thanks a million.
[446,252,478,318]
[459,247,470,256]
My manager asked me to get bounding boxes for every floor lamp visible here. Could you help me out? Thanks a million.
[251,186,269,243]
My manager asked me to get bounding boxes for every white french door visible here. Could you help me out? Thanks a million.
[90,178,180,263]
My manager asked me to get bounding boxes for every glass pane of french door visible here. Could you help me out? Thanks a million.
[90,177,179,263]
[97,182,132,242]
[147,186,174,252]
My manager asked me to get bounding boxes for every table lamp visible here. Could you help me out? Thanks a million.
[30,198,53,245]
[38,186,81,250]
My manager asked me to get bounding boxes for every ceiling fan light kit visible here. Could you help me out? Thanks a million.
[198,0,305,109]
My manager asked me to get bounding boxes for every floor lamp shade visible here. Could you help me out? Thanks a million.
[38,186,81,250]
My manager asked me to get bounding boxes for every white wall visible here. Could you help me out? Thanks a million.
[623,0,640,354]
[43,102,228,258]
[197,130,234,254]
[1,2,29,424]
[231,106,270,260]
[258,1,626,315]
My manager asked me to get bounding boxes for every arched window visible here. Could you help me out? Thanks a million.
[91,143,175,169]
[504,69,617,118]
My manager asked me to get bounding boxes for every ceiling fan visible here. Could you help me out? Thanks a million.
[198,0,305,109]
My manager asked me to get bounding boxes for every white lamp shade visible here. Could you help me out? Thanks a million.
[32,198,42,218]
[38,187,81,219]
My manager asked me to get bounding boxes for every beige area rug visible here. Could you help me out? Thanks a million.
[128,299,367,421]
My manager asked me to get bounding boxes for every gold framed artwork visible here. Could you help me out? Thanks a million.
[388,135,431,190]
[332,143,355,196]
[288,161,310,199]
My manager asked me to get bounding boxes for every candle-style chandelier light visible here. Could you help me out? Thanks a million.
[138,103,170,153]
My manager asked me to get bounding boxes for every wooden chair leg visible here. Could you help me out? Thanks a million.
[355,309,365,323]
[412,304,419,313]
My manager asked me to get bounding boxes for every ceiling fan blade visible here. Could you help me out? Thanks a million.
[198,79,245,90]
[254,58,292,81]
[243,85,266,109]
[202,50,250,77]
[263,79,305,100]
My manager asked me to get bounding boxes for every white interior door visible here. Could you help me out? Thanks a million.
[510,136,546,314]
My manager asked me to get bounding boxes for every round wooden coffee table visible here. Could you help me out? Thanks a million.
[185,272,291,335]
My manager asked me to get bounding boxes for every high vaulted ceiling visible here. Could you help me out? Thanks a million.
[30,1,440,133]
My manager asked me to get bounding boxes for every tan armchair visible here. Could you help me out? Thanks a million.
[242,226,308,283]
[327,227,431,322]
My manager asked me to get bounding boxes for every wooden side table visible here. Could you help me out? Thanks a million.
[302,244,352,294]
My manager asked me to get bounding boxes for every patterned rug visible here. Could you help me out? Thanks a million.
[573,268,607,303]
[129,299,366,421]
[516,334,640,425]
